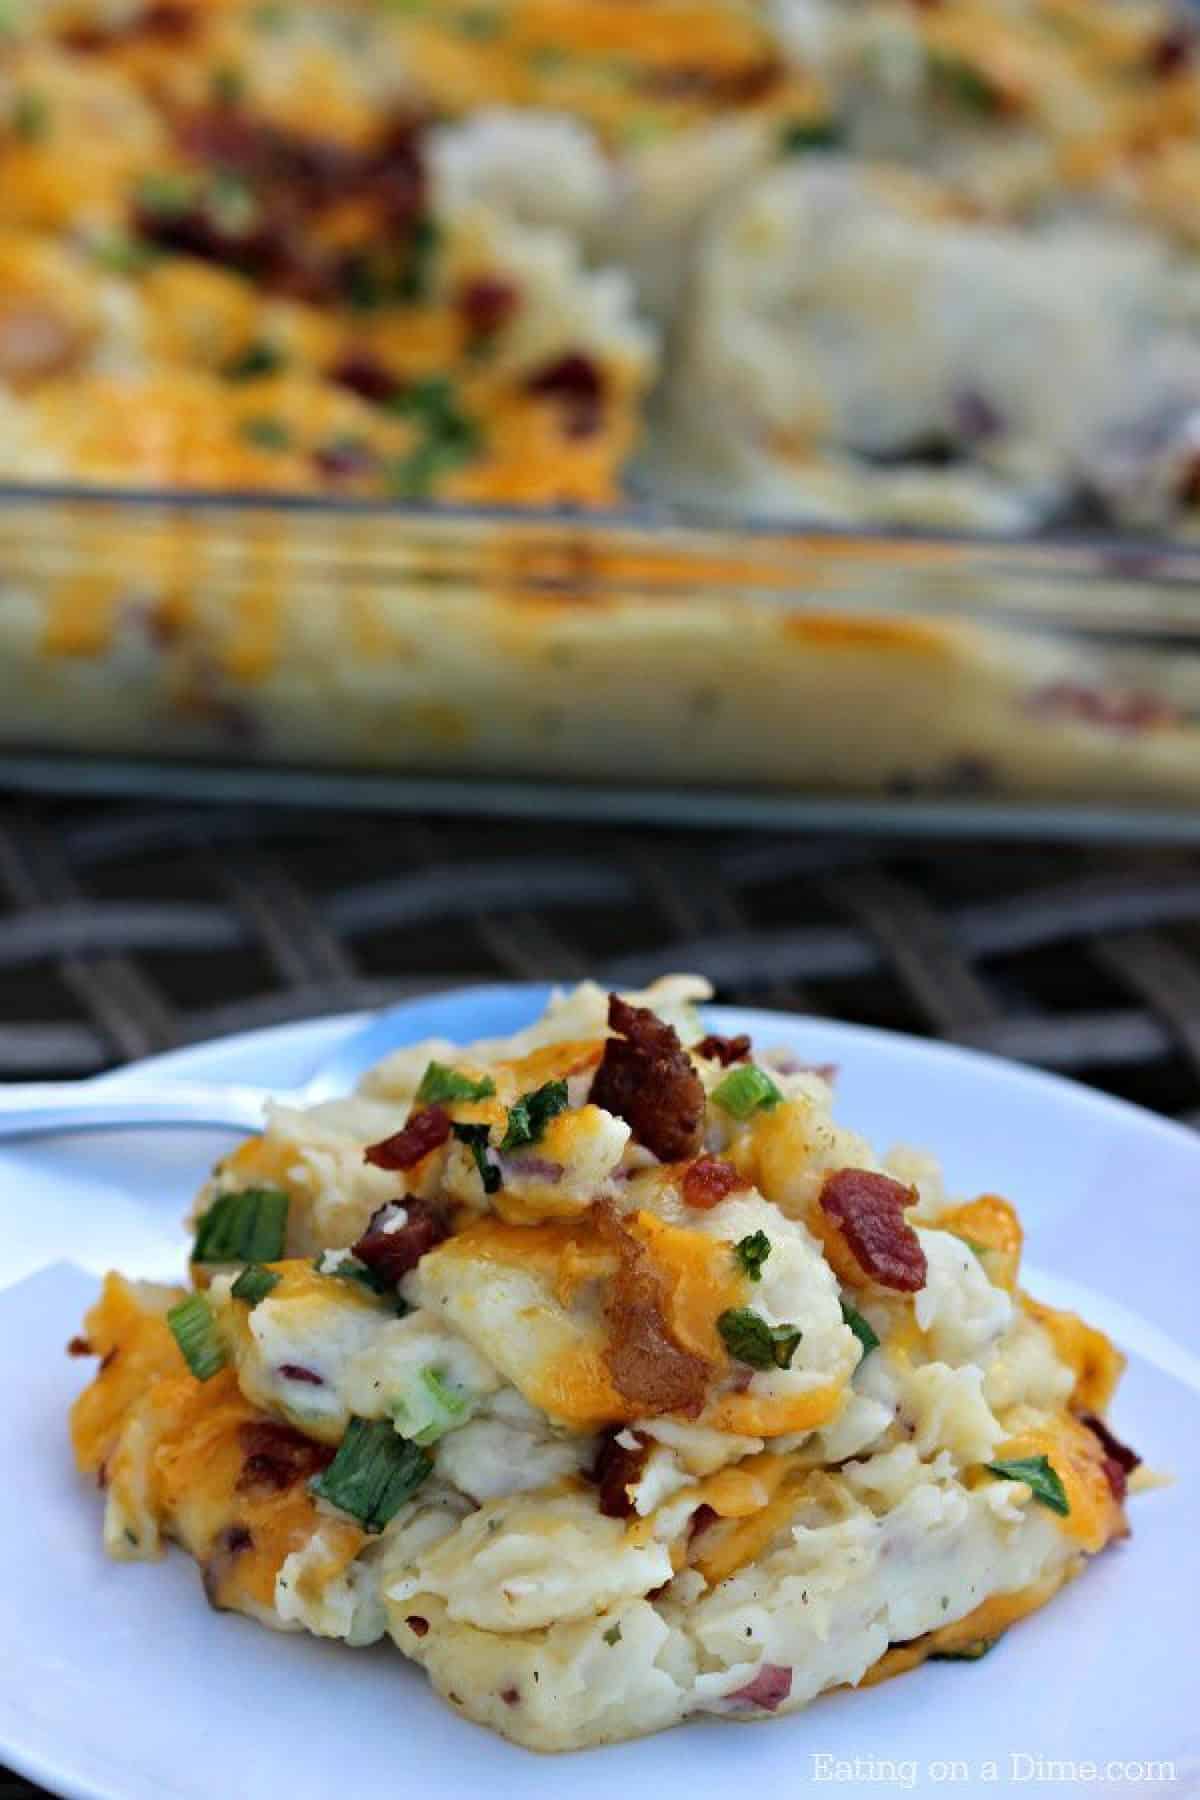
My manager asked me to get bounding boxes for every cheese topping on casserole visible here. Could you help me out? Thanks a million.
[69,976,1142,1752]
[3,1,1200,529]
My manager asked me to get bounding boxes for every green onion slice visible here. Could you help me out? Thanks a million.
[191,1186,289,1264]
[984,1454,1070,1516]
[230,1263,280,1307]
[168,1293,227,1381]
[500,1078,568,1151]
[718,1307,802,1370]
[734,1231,772,1282]
[415,1061,496,1105]
[311,1416,433,1532]
[451,1122,501,1194]
[840,1299,880,1356]
[711,1066,783,1120]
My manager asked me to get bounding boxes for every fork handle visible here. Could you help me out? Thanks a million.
[0,1081,276,1140]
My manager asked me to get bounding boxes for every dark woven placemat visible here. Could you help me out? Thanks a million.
[3,794,1199,1797]
[1,796,1199,1119]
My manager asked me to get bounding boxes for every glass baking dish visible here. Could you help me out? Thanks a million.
[1,481,1199,839]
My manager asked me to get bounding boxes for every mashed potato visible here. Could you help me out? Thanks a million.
[69,976,1137,1751]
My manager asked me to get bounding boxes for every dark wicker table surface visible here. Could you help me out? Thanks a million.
[4,794,1200,1796]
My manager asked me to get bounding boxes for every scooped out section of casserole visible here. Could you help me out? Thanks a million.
[68,976,1141,1752]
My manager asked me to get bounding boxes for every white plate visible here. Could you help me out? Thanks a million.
[1,992,1197,1800]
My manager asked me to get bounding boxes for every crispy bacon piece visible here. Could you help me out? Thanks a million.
[405,1615,429,1637]
[202,1521,254,1610]
[1027,681,1179,735]
[642,57,783,106]
[1081,1413,1141,1502]
[236,1420,333,1494]
[590,994,706,1163]
[681,1156,744,1211]
[728,1664,793,1711]
[328,349,400,405]
[67,1335,92,1357]
[526,352,605,439]
[61,2,194,50]
[819,1169,928,1293]
[459,277,519,339]
[594,1202,710,1418]
[693,1033,751,1067]
[364,1106,451,1171]
[352,1197,449,1285]
[592,1428,649,1519]
[1149,25,1194,78]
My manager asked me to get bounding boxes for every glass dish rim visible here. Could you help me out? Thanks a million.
[2,476,1200,571]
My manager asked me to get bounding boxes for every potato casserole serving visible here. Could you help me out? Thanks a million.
[69,979,1143,1751]
[4,0,1200,532]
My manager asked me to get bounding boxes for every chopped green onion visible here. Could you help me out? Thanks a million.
[985,1455,1070,1517]
[929,50,1004,115]
[603,1622,622,1646]
[314,1255,409,1313]
[136,171,198,218]
[241,416,292,451]
[931,1639,996,1662]
[452,1123,501,1194]
[711,1066,783,1120]
[12,90,49,142]
[224,340,286,381]
[311,1416,433,1531]
[396,214,440,303]
[211,64,246,106]
[230,1264,279,1307]
[415,1061,496,1105]
[734,1231,772,1282]
[840,1299,880,1357]
[456,6,502,38]
[393,1366,471,1446]
[718,1308,802,1371]
[168,1293,227,1381]
[779,117,844,153]
[192,1186,289,1265]
[500,1078,568,1152]
[88,232,158,276]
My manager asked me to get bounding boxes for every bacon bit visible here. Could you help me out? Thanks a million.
[693,1033,751,1067]
[237,1420,333,1493]
[1149,26,1194,78]
[819,1169,928,1293]
[1027,681,1179,735]
[313,439,377,482]
[594,1202,710,1418]
[203,1521,255,1610]
[591,994,706,1163]
[278,1364,324,1386]
[642,57,782,105]
[62,2,194,49]
[500,1686,520,1707]
[405,1615,430,1637]
[526,352,605,439]
[328,349,400,406]
[66,1335,92,1358]
[352,1197,449,1285]
[364,1105,451,1171]
[729,1664,792,1711]
[1081,1412,1141,1503]
[459,277,519,340]
[592,1428,649,1518]
[682,1156,744,1211]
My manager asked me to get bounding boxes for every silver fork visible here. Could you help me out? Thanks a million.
[0,982,552,1141]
